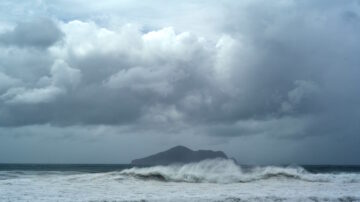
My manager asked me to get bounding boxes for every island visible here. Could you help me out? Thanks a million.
[131,145,229,165]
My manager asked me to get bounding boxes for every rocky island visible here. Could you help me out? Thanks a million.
[131,145,229,165]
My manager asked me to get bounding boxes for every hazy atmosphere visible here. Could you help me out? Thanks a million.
[1,0,360,164]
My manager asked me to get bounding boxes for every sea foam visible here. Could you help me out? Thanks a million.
[120,158,360,183]
[1,160,360,201]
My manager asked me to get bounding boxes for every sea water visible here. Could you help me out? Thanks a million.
[1,159,360,201]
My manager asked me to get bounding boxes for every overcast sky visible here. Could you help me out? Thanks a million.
[0,0,359,164]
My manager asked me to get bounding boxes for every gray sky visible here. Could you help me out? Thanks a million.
[0,0,360,164]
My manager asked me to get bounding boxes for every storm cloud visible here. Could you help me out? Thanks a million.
[0,18,63,48]
[0,0,359,164]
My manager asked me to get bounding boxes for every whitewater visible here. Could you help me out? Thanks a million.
[1,159,360,202]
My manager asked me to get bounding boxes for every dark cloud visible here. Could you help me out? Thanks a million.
[0,0,360,164]
[0,18,63,48]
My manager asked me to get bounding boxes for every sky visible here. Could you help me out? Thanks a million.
[0,0,360,164]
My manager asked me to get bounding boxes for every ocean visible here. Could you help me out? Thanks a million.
[1,159,360,202]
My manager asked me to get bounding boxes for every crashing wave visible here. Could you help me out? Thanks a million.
[120,159,360,184]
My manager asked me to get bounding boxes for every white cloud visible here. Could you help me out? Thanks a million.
[1,59,81,104]
[51,21,143,60]
[105,66,176,96]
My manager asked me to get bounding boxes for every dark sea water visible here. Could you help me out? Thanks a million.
[0,163,133,173]
[1,159,360,201]
[2,163,360,173]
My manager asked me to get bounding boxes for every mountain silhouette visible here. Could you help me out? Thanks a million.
[131,145,228,165]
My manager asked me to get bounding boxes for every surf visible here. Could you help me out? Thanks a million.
[120,159,360,184]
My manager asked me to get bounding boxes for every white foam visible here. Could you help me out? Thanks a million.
[1,160,360,202]
[120,159,360,183]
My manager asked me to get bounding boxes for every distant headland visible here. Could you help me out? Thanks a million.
[131,145,229,165]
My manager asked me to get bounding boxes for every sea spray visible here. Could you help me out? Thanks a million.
[120,158,360,183]
[121,158,241,183]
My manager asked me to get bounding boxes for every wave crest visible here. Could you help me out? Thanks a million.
[120,159,344,183]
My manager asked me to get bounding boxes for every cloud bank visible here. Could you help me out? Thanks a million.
[0,0,360,164]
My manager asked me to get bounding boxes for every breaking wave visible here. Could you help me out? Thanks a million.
[120,159,360,184]
[2,162,360,201]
